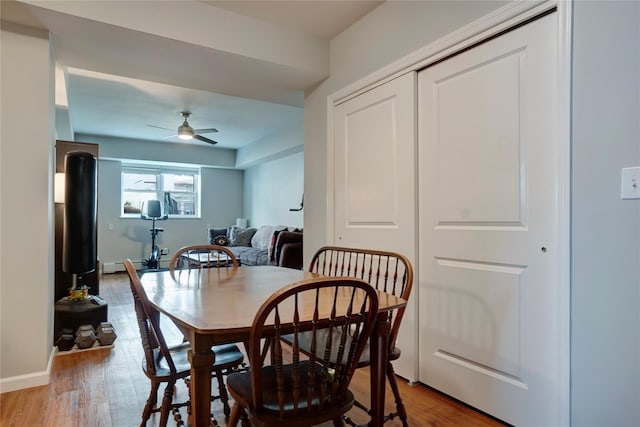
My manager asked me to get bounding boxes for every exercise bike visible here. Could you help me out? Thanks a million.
[141,200,168,269]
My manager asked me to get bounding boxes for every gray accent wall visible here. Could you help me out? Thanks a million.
[95,159,243,270]
[75,134,244,270]
[78,130,302,270]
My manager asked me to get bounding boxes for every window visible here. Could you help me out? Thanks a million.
[121,163,200,218]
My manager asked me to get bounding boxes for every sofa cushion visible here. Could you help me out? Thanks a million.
[273,231,303,266]
[226,246,269,266]
[230,227,257,246]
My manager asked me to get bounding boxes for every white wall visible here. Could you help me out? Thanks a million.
[244,152,304,229]
[303,0,508,263]
[0,19,303,391]
[0,23,55,390]
[239,120,304,229]
[571,1,640,425]
[18,0,328,107]
[236,121,303,169]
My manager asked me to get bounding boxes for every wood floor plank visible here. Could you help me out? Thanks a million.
[0,272,508,426]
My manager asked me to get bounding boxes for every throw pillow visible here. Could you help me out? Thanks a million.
[230,227,257,246]
[208,227,228,244]
[228,225,247,242]
[252,225,286,250]
[213,235,230,246]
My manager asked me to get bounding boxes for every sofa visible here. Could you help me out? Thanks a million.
[208,225,303,269]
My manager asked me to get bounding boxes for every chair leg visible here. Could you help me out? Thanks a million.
[159,381,175,427]
[332,416,346,427]
[215,369,232,416]
[386,362,408,427]
[227,402,243,427]
[141,381,160,426]
[240,409,251,427]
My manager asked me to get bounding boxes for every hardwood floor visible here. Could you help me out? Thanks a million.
[0,272,508,427]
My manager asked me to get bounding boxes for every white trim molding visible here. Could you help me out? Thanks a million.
[0,347,54,393]
[555,0,573,425]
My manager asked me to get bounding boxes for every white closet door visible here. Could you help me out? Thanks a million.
[333,72,417,381]
[418,13,559,426]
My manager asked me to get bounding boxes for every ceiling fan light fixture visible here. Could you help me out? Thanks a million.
[148,111,218,145]
[178,124,194,140]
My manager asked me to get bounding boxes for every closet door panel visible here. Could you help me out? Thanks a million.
[333,72,417,381]
[418,13,559,426]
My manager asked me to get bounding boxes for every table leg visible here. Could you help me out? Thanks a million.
[369,313,391,427]
[188,335,215,427]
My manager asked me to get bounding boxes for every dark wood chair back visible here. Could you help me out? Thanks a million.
[124,258,191,426]
[226,277,379,426]
[309,246,413,352]
[125,258,183,377]
[127,258,246,420]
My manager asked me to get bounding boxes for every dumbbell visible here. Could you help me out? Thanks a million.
[55,328,75,351]
[96,322,117,346]
[75,324,97,349]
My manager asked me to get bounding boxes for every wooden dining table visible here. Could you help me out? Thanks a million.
[140,265,407,427]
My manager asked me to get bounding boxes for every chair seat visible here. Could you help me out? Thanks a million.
[144,342,244,379]
[357,344,401,366]
[227,360,355,424]
[144,342,192,380]
[212,343,245,369]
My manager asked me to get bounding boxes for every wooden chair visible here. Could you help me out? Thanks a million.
[169,244,240,271]
[306,246,414,426]
[124,259,244,425]
[226,277,380,427]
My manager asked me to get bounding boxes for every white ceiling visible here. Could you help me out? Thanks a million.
[1,0,383,150]
[65,68,305,150]
[204,1,384,39]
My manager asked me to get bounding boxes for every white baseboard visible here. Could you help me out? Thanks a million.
[102,262,117,274]
[101,259,169,273]
[0,347,54,393]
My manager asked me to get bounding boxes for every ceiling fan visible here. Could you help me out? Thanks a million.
[148,111,219,145]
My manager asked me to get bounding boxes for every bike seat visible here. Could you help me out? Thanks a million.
[150,228,164,233]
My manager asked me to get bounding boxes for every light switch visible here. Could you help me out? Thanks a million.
[621,167,640,200]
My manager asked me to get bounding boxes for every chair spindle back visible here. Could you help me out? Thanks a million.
[308,246,413,352]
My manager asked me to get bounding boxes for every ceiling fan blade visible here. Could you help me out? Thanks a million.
[194,134,219,145]
[147,124,175,131]
[193,127,218,134]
